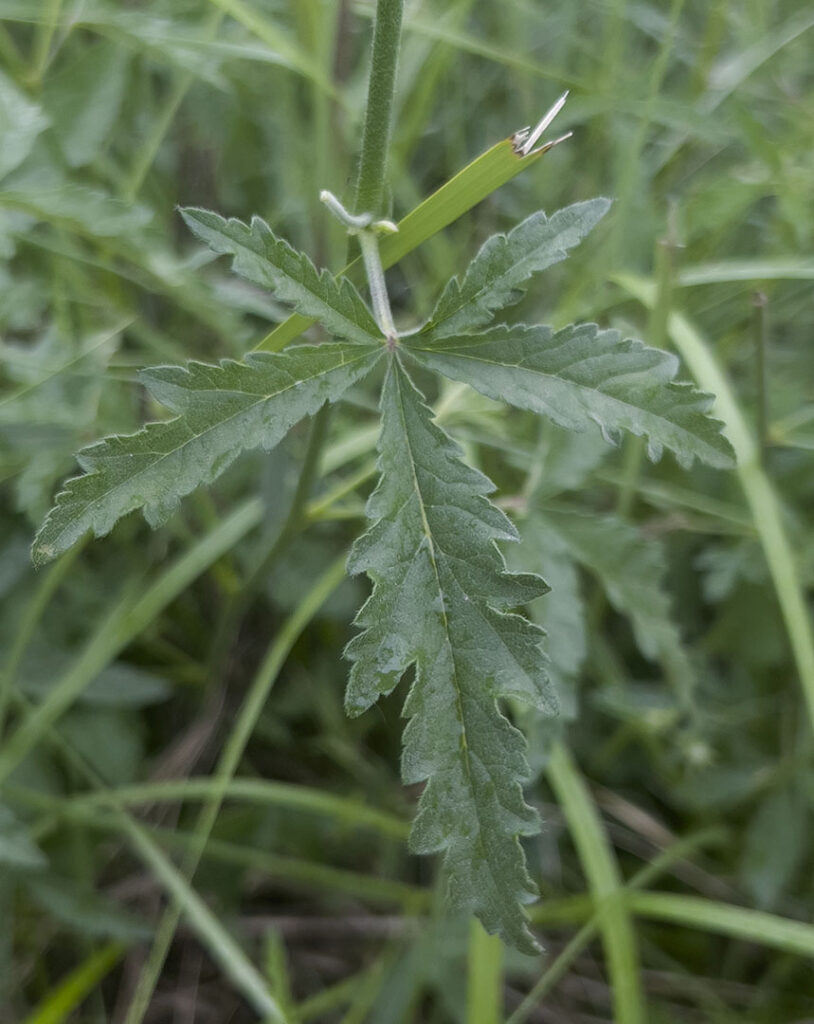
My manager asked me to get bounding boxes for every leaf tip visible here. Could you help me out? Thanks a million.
[30,541,54,568]
[178,205,217,241]
[709,435,737,470]
[177,204,199,225]
[30,515,80,569]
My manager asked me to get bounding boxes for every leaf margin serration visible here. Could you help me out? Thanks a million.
[406,322,736,470]
[32,343,383,566]
[180,206,382,346]
[343,353,557,953]
[422,198,612,339]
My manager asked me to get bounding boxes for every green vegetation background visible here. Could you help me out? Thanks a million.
[0,0,812,1021]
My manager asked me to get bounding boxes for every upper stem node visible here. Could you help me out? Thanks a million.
[320,189,399,341]
[320,189,399,238]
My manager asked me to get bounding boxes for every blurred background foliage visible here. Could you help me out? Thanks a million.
[0,0,813,1021]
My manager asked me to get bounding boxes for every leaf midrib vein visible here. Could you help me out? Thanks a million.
[431,228,574,332]
[218,228,380,344]
[49,346,380,548]
[393,357,478,818]
[412,345,720,457]
[393,357,530,885]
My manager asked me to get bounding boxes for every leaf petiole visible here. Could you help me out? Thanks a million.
[320,188,400,344]
[358,231,398,344]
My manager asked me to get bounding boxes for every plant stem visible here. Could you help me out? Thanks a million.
[319,189,398,338]
[256,136,552,353]
[353,0,404,217]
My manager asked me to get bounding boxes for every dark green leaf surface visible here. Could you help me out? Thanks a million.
[422,199,611,338]
[407,323,735,468]
[345,356,556,952]
[25,874,150,940]
[33,344,381,565]
[535,510,695,697]
[180,207,382,345]
[741,787,807,909]
[0,805,47,871]
[516,517,586,700]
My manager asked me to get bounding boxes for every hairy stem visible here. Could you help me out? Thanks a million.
[354,0,404,217]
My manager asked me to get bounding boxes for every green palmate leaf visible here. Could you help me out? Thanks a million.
[180,207,382,345]
[406,323,735,469]
[344,356,556,953]
[422,199,611,339]
[32,343,381,565]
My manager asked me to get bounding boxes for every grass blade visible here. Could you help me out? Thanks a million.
[467,919,504,1024]
[67,778,409,840]
[512,829,725,1024]
[116,809,287,1022]
[547,741,645,1024]
[123,555,348,1023]
[21,942,125,1024]
[678,258,814,285]
[627,892,814,958]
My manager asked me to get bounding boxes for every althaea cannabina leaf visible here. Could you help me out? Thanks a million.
[345,356,557,953]
[32,343,381,565]
[423,198,611,339]
[180,207,382,346]
[407,323,735,469]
